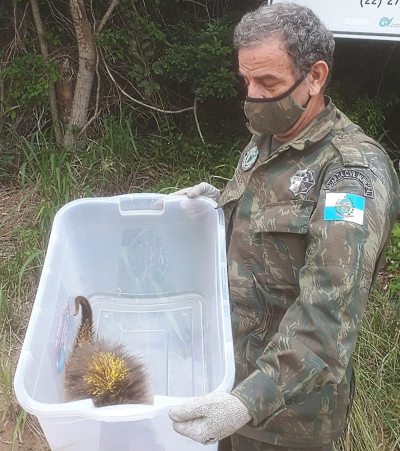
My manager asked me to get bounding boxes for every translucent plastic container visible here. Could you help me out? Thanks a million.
[14,194,234,451]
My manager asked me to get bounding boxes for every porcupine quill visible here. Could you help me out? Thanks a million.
[64,296,152,407]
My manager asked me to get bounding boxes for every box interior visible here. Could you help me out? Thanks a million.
[20,197,228,407]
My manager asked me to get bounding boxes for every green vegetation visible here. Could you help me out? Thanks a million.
[0,0,400,449]
[337,289,400,450]
[2,120,400,451]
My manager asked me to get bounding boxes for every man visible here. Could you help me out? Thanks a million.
[169,3,400,451]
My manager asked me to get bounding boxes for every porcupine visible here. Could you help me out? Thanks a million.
[64,296,152,407]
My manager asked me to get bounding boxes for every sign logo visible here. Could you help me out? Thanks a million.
[241,145,259,171]
[289,168,315,196]
[379,17,393,27]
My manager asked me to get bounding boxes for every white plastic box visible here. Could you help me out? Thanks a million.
[14,194,234,451]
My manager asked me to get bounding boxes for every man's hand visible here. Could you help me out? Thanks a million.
[171,182,220,203]
[169,392,252,444]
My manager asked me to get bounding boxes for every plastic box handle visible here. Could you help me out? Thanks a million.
[118,194,165,215]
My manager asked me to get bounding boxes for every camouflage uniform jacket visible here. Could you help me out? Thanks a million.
[217,99,400,447]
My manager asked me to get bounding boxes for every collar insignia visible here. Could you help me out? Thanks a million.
[289,168,315,196]
[242,145,259,172]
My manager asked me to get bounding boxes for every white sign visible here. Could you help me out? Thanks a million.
[275,0,400,40]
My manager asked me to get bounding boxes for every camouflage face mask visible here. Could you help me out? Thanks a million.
[244,76,309,136]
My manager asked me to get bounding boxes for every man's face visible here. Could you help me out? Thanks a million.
[238,38,309,106]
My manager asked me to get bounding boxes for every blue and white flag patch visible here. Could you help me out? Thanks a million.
[324,193,365,225]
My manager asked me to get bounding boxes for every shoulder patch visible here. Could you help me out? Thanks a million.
[241,145,259,171]
[324,169,374,199]
[324,193,365,225]
[332,132,369,168]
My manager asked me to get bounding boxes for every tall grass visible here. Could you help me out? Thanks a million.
[0,186,43,448]
[0,117,241,445]
[1,121,398,450]
[336,289,400,450]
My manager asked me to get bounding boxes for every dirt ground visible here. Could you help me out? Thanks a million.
[0,419,50,451]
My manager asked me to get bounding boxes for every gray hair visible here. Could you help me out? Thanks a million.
[233,2,335,82]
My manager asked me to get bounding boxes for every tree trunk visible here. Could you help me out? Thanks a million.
[55,57,73,125]
[29,0,62,145]
[63,0,96,147]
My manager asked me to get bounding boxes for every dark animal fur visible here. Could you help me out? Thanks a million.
[74,296,94,347]
[64,296,152,407]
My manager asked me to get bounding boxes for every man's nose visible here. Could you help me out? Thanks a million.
[247,83,265,99]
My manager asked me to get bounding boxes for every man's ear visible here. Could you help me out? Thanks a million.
[308,61,329,96]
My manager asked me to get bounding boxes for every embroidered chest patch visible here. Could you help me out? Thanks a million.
[289,168,315,196]
[241,145,259,171]
[324,169,374,199]
[324,193,365,225]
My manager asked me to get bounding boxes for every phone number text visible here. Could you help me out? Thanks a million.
[360,0,399,6]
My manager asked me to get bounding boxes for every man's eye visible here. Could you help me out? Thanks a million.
[262,81,277,90]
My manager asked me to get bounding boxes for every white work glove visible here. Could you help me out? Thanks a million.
[169,392,252,445]
[172,182,221,203]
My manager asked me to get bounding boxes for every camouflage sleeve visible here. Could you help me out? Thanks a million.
[231,160,396,426]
